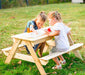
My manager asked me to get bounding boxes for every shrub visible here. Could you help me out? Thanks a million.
[1,0,71,9]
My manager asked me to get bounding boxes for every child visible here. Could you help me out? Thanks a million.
[45,11,71,69]
[24,11,47,57]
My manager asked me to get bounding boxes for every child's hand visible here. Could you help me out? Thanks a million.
[33,30,38,35]
[30,25,35,32]
[44,28,51,35]
[30,28,35,32]
[44,30,50,35]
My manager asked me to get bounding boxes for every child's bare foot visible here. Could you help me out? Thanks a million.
[52,64,62,69]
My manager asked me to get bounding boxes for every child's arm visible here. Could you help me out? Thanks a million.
[67,31,71,36]
[45,30,60,36]
[64,22,72,27]
[26,21,35,33]
[30,25,35,32]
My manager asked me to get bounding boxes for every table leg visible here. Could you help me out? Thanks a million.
[24,41,46,75]
[5,38,21,64]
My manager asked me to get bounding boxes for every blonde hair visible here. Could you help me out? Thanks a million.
[35,11,47,22]
[48,11,62,21]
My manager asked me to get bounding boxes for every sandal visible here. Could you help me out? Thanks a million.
[60,60,66,65]
[52,64,62,69]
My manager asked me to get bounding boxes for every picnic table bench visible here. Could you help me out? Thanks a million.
[2,28,84,75]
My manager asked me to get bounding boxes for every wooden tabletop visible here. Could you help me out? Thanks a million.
[11,26,52,42]
[11,32,50,41]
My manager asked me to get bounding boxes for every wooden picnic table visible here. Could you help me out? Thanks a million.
[5,32,53,75]
[4,27,84,75]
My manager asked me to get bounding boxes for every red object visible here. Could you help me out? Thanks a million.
[47,28,51,32]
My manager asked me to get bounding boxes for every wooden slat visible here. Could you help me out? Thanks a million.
[14,53,48,65]
[31,36,53,45]
[2,44,24,51]
[2,40,34,52]
[11,27,50,42]
[46,39,55,46]
[67,35,74,45]
[11,33,47,41]
[41,43,83,60]
[11,32,53,43]
[4,52,48,65]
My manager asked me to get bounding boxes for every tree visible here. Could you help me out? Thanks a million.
[41,0,46,4]
[26,0,29,6]
[0,0,1,9]
[17,0,24,6]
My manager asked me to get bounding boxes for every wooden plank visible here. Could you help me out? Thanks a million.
[2,47,12,51]
[4,52,48,65]
[2,44,24,51]
[67,35,74,45]
[2,40,34,52]
[43,39,55,53]
[11,33,47,41]
[41,43,83,60]
[24,40,46,75]
[67,35,74,54]
[11,32,53,43]
[43,44,53,53]
[31,36,53,45]
[5,39,21,64]
[43,44,49,53]
[11,27,50,41]
[46,39,55,46]
[14,53,48,65]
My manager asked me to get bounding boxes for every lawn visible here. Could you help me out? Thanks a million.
[0,3,85,75]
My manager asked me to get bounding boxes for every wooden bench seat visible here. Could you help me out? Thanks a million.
[41,43,83,61]
[2,41,35,52]
[3,52,48,65]
[2,44,24,52]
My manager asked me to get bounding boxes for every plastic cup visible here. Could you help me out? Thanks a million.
[27,28,30,33]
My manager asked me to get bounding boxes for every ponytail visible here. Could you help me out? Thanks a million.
[48,11,62,21]
[55,11,61,21]
[37,11,47,22]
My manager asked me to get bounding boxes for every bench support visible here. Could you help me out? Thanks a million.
[73,50,83,60]
[5,39,21,64]
[4,38,47,75]
[68,35,83,60]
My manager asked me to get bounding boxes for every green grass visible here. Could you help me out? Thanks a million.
[0,3,85,75]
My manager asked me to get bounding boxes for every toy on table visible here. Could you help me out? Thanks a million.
[47,28,51,32]
[44,27,52,33]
